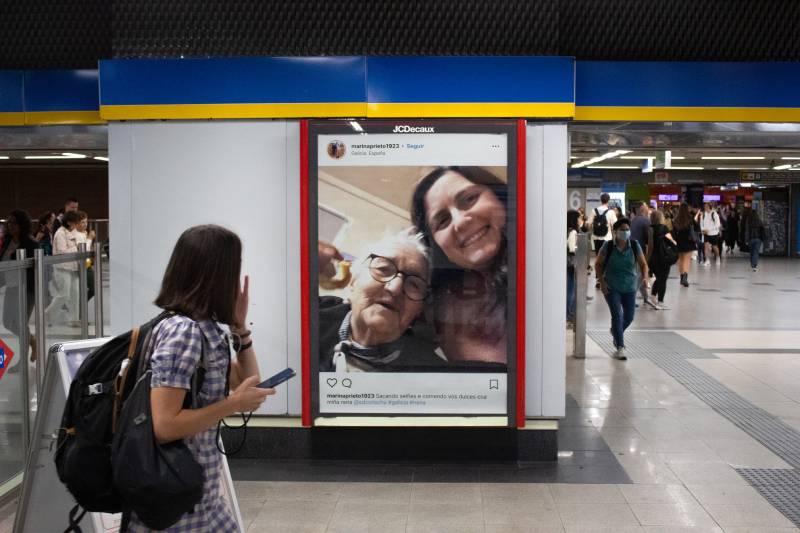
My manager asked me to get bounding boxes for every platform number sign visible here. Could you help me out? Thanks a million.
[0,338,14,381]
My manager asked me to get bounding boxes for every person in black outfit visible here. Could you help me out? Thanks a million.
[0,210,40,361]
[646,210,677,309]
[671,203,696,287]
[317,230,446,372]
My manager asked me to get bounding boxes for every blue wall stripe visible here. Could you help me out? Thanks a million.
[99,57,366,106]
[0,71,24,113]
[366,56,574,104]
[576,61,800,108]
[24,70,100,112]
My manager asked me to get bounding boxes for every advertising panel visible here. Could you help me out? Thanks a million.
[307,120,519,424]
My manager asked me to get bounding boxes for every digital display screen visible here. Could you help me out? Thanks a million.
[308,120,518,423]
[658,194,679,201]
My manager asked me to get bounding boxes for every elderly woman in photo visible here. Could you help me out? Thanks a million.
[317,230,445,372]
[410,166,508,366]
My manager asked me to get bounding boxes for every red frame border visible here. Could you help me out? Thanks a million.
[515,119,527,428]
[300,119,527,428]
[300,119,312,427]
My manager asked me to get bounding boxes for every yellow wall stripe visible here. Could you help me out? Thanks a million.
[367,102,575,118]
[0,112,26,126]
[101,102,368,120]
[575,106,800,122]
[25,111,105,125]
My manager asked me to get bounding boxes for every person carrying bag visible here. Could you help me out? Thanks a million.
[117,225,274,532]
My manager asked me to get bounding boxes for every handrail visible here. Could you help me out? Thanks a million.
[41,251,94,267]
[0,259,34,272]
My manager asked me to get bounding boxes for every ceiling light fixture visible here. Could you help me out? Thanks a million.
[717,167,769,170]
[94,156,109,162]
[571,149,632,168]
[586,165,639,169]
[620,155,654,160]
[701,156,765,160]
[772,164,792,170]
[780,157,800,160]
[348,121,364,132]
[665,166,704,170]
[24,152,87,160]
[0,156,8,160]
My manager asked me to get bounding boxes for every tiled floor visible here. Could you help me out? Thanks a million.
[2,256,799,532]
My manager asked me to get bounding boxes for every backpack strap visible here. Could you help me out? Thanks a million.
[185,332,207,410]
[63,503,87,533]
[112,326,141,433]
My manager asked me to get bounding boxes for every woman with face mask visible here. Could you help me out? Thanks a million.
[595,218,649,360]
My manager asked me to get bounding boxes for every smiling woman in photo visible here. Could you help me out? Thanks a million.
[411,166,509,365]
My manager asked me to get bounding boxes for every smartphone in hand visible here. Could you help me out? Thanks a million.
[256,368,296,389]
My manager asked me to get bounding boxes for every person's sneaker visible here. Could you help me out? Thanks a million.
[611,347,627,360]
[752,267,758,272]
[657,302,670,310]
[702,260,711,267]
[644,299,658,310]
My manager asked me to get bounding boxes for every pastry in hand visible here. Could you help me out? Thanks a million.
[320,260,351,290]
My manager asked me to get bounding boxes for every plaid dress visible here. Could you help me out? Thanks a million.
[127,315,239,532]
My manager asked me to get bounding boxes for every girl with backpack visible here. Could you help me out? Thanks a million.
[596,218,650,360]
[646,210,678,310]
[127,225,275,532]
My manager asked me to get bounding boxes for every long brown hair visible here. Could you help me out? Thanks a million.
[672,202,693,231]
[155,225,242,324]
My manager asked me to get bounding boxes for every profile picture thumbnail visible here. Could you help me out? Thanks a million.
[327,140,346,159]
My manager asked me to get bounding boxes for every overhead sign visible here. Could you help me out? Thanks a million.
[0,338,14,381]
[742,171,800,185]
[654,171,670,184]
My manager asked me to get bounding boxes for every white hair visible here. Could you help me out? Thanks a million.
[351,227,431,280]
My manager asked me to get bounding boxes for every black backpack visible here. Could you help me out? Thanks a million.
[592,207,609,237]
[656,235,679,266]
[54,311,195,529]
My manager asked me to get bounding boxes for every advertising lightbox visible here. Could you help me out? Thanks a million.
[306,120,520,425]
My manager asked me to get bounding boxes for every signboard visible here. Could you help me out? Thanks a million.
[742,171,800,185]
[308,120,518,425]
[654,171,670,184]
[0,338,13,381]
[658,194,679,201]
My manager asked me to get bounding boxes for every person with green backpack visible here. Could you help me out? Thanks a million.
[596,218,649,360]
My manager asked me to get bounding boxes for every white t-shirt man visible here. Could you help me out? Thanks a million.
[590,204,618,242]
[700,210,721,237]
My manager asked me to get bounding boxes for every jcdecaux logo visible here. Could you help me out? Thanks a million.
[392,125,434,133]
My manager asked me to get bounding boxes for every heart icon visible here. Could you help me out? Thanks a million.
[326,378,338,387]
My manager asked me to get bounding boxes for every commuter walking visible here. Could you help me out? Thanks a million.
[698,203,722,265]
[0,210,39,361]
[52,196,79,233]
[125,225,274,531]
[722,205,739,253]
[596,219,649,360]
[589,193,617,288]
[566,210,582,326]
[46,211,82,326]
[671,203,696,287]
[35,211,56,255]
[692,207,706,265]
[646,210,677,309]
[630,202,656,308]
[740,207,766,271]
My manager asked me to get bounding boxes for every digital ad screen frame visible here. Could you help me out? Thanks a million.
[306,119,521,427]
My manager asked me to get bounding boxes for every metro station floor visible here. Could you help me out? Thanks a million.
[2,256,799,532]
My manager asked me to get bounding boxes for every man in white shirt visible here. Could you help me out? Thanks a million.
[699,203,722,265]
[589,193,618,288]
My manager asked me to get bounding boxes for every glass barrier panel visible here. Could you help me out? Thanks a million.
[0,270,26,486]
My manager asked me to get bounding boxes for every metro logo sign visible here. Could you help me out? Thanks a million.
[0,338,14,381]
